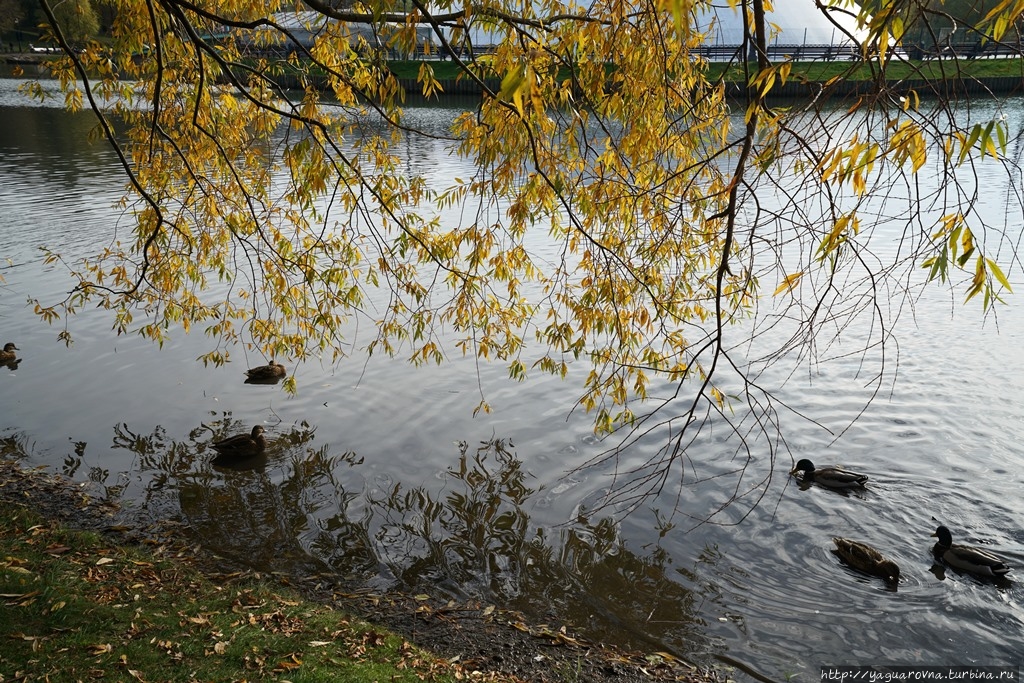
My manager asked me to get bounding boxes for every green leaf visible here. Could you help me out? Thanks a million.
[499,64,529,116]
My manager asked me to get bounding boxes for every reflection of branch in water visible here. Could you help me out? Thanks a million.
[279,446,372,571]
[372,438,536,598]
[104,416,377,579]
[0,431,40,461]
[96,426,722,660]
[367,438,715,657]
[177,443,376,577]
[554,519,716,653]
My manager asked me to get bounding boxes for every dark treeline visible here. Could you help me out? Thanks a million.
[0,0,370,49]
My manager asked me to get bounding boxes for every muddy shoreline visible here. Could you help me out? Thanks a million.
[0,457,729,683]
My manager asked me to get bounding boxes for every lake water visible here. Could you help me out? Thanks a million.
[1,70,1022,677]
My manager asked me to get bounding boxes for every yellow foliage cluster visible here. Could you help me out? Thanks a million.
[28,0,1022,436]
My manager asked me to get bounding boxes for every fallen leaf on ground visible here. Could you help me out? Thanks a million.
[274,653,303,671]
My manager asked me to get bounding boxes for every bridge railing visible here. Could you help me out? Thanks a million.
[695,40,1024,62]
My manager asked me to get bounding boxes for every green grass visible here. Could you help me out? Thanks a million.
[0,501,479,682]
[16,47,1024,90]
[709,57,1024,83]
[384,57,1024,84]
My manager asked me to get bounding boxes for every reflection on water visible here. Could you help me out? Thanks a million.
[2,78,1024,677]
[211,450,268,470]
[111,429,713,657]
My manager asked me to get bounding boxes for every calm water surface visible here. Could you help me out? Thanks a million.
[1,73,1022,677]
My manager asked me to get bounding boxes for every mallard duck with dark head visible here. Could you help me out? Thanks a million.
[244,360,286,383]
[931,525,1010,578]
[0,343,19,363]
[832,537,900,584]
[211,425,266,458]
[791,458,868,489]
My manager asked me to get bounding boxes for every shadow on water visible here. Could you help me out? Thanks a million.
[243,375,285,386]
[41,422,716,663]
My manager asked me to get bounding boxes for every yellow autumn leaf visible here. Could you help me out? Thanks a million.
[988,258,1013,292]
[774,272,803,296]
[275,654,303,670]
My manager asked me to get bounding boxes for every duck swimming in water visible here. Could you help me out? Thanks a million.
[244,361,286,383]
[790,458,868,489]
[931,525,1010,578]
[832,537,900,584]
[211,425,267,458]
[0,343,19,363]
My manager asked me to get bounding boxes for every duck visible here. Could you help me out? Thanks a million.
[243,360,286,381]
[0,343,19,362]
[790,458,868,489]
[832,537,900,584]
[931,525,1010,578]
[211,425,267,458]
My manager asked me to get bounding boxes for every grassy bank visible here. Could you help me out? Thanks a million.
[12,52,1022,95]
[711,57,1024,82]
[0,497,486,682]
[386,57,1024,83]
[0,459,719,683]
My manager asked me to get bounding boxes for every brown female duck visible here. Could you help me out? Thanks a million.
[244,360,286,382]
[832,537,900,584]
[0,343,19,363]
[211,425,266,457]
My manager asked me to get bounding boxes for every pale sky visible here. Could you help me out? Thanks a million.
[698,0,865,45]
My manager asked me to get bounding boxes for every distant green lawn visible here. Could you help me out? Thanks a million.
[712,58,1024,82]
[386,57,1024,83]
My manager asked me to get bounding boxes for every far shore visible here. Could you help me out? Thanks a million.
[5,49,1024,100]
